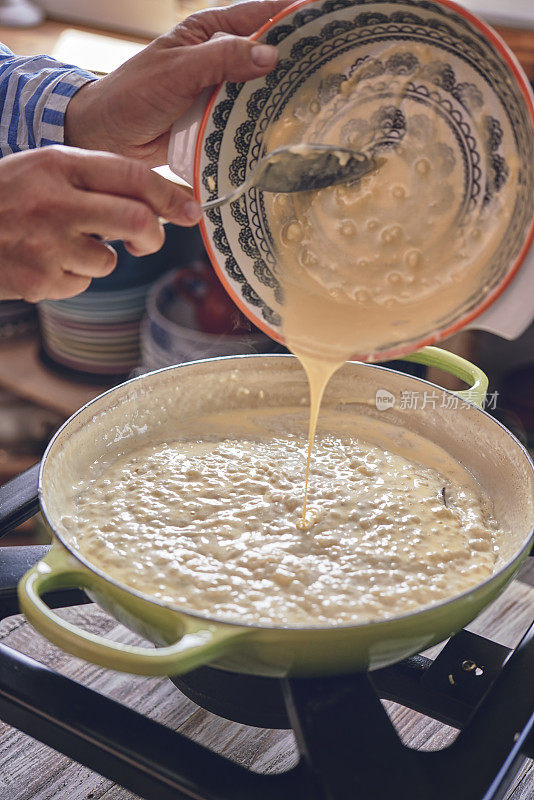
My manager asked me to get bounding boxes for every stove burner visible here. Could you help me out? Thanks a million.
[172,667,292,728]
[170,627,521,732]
[0,544,533,800]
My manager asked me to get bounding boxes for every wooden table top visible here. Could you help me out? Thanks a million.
[0,18,150,54]
[0,17,533,80]
[0,561,532,800]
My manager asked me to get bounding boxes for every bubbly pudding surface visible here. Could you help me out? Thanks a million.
[67,409,502,628]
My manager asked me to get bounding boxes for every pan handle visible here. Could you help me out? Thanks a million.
[0,462,40,539]
[18,544,245,676]
[402,346,488,408]
[401,349,534,557]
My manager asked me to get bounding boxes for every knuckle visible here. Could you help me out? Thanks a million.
[175,12,209,44]
[223,36,244,60]
[18,270,49,303]
[28,197,61,223]
[123,158,149,191]
[158,189,182,220]
[36,145,67,170]
[29,233,58,264]
[128,203,154,232]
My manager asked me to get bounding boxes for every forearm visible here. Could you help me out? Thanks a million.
[0,44,96,156]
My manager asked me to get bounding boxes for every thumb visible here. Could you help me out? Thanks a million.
[179,35,279,94]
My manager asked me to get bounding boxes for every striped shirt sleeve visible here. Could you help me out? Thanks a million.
[0,43,97,157]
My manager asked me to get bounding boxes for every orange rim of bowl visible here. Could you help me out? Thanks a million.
[194,0,534,362]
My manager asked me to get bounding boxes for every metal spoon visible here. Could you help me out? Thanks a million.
[201,144,379,212]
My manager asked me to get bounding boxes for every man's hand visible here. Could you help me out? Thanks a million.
[64,0,293,167]
[0,146,202,302]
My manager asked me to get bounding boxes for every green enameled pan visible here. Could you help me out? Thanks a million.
[17,348,534,677]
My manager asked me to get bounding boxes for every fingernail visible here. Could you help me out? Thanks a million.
[251,44,278,68]
[185,200,202,222]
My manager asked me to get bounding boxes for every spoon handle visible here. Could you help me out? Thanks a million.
[201,171,258,212]
[201,191,239,212]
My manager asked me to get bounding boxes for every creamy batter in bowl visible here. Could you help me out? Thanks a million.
[17,353,534,677]
[195,0,534,362]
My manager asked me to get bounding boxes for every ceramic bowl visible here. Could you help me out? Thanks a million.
[140,268,277,371]
[194,0,534,360]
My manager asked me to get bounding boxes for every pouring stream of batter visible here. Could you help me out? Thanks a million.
[296,355,341,527]
[265,43,517,522]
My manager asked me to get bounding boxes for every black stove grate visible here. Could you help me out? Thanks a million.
[0,543,533,800]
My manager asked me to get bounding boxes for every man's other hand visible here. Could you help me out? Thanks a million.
[0,146,201,301]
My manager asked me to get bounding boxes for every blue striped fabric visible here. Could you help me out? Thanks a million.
[0,43,96,156]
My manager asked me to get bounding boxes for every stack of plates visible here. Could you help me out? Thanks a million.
[37,224,206,379]
[0,301,37,340]
[38,283,150,377]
